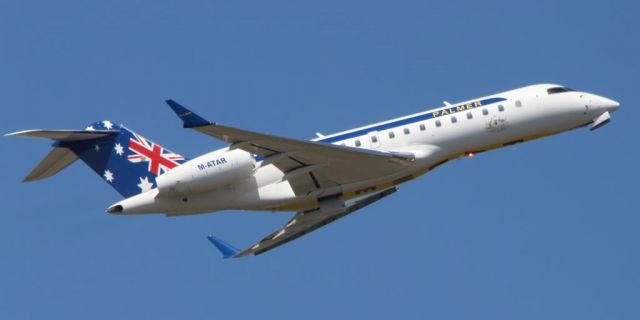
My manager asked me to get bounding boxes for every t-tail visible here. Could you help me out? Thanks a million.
[6,120,188,198]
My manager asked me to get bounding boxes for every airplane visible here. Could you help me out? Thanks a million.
[7,84,619,258]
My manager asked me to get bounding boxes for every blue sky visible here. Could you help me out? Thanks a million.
[1,0,638,319]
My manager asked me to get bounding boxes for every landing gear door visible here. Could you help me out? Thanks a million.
[367,131,380,148]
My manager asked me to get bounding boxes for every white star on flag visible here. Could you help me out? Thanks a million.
[85,125,95,131]
[102,120,114,130]
[114,143,124,156]
[137,177,154,192]
[104,169,114,182]
[94,144,100,152]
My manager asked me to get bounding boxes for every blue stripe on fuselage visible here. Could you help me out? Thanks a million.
[317,97,507,143]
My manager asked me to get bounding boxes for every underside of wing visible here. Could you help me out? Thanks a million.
[207,187,398,258]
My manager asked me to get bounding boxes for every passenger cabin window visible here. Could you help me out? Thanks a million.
[419,124,426,131]
[482,109,489,116]
[451,116,457,123]
[547,87,575,95]
[371,135,378,143]
[515,100,522,107]
[403,128,410,135]
[435,120,442,127]
[498,104,504,112]
[388,131,395,139]
[355,139,361,147]
[467,112,473,119]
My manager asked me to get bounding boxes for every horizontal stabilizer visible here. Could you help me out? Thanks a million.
[7,129,119,183]
[207,235,240,259]
[9,121,187,197]
[6,129,118,141]
[23,147,78,182]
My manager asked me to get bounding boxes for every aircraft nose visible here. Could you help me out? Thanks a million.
[606,98,620,112]
[596,96,620,112]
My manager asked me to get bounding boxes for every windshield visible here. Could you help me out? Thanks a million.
[547,87,575,95]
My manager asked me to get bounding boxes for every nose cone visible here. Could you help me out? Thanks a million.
[595,95,620,112]
[606,98,620,112]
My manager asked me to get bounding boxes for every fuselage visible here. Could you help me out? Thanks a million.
[112,84,619,215]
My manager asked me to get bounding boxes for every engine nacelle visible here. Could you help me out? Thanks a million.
[156,148,255,195]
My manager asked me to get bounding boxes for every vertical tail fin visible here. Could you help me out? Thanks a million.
[8,120,189,198]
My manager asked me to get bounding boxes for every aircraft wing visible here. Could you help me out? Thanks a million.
[208,187,398,258]
[167,100,415,195]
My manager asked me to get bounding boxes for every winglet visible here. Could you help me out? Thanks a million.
[207,235,240,259]
[166,100,212,128]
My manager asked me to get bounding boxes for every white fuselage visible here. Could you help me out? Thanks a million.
[111,84,619,215]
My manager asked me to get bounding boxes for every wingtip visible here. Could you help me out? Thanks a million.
[165,99,211,128]
[207,234,240,259]
[164,99,183,112]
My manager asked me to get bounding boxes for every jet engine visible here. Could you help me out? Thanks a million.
[156,149,255,195]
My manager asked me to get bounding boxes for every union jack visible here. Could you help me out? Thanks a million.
[127,133,184,176]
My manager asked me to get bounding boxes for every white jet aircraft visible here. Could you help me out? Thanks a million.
[8,84,619,258]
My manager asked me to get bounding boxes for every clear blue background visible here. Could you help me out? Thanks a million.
[1,1,638,319]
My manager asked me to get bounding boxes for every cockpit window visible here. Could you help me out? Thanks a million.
[547,87,575,94]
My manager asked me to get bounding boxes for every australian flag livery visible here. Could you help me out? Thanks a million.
[58,120,188,198]
[127,131,184,175]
